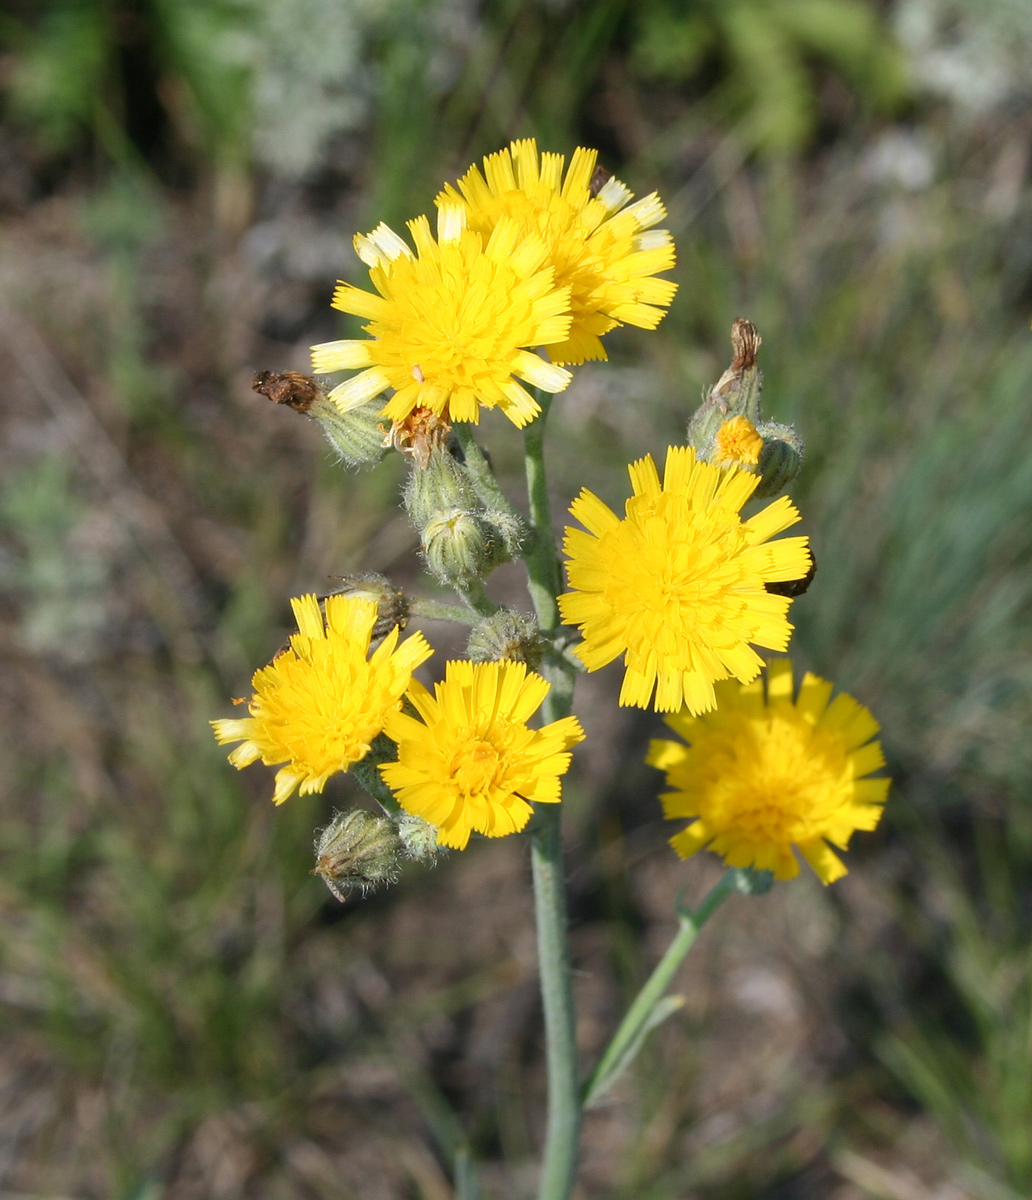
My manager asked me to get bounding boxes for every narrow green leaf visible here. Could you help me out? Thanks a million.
[584,993,685,1108]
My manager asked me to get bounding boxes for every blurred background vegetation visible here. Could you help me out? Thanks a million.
[0,0,1031,1196]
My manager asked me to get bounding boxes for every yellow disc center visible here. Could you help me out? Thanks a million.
[449,739,501,795]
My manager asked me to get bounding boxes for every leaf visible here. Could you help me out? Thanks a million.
[583,993,686,1108]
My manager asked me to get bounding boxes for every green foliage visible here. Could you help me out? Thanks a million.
[634,0,908,151]
[152,0,254,166]
[363,0,626,224]
[3,0,910,196]
[877,816,1032,1198]
[4,0,113,152]
[0,606,331,1182]
[0,455,112,658]
[6,0,254,167]
[79,174,176,419]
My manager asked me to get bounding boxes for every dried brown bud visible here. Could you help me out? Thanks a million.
[252,370,324,413]
[687,318,765,455]
[710,319,762,406]
[730,318,761,371]
[386,407,452,468]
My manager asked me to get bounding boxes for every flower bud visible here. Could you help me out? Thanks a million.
[687,319,763,455]
[423,508,492,587]
[328,572,409,640]
[483,508,527,569]
[403,446,479,531]
[313,808,403,901]
[752,422,804,499]
[395,812,440,862]
[252,371,386,467]
[405,447,521,587]
[309,397,387,467]
[687,322,805,498]
[467,609,545,669]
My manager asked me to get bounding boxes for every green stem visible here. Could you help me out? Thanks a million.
[453,423,522,519]
[582,871,737,1108]
[521,395,580,1200]
[542,639,587,677]
[459,581,500,618]
[454,1148,480,1200]
[408,597,479,625]
[522,395,564,637]
[350,734,406,816]
[350,756,401,816]
[530,809,580,1200]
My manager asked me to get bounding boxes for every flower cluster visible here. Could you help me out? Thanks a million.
[219,140,886,898]
[208,136,898,1200]
[311,139,677,428]
[214,595,579,850]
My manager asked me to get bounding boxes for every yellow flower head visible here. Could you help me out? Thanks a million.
[714,415,763,468]
[437,139,677,365]
[212,594,432,805]
[648,659,889,884]
[558,446,811,714]
[310,207,573,429]
[378,660,585,850]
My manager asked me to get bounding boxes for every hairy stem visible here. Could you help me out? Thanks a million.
[408,597,479,625]
[453,422,522,519]
[349,754,401,816]
[459,581,501,617]
[522,395,564,637]
[521,394,580,1200]
[529,809,579,1200]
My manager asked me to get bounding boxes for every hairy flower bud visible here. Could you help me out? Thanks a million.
[753,422,804,499]
[467,609,545,668]
[423,508,492,587]
[404,447,523,586]
[395,812,440,862]
[687,322,805,498]
[403,446,479,530]
[482,509,527,567]
[252,371,386,466]
[309,397,388,466]
[329,573,409,639]
[313,808,403,901]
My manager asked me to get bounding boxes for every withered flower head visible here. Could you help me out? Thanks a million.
[252,370,324,413]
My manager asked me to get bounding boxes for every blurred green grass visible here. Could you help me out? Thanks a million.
[1,0,1032,1196]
